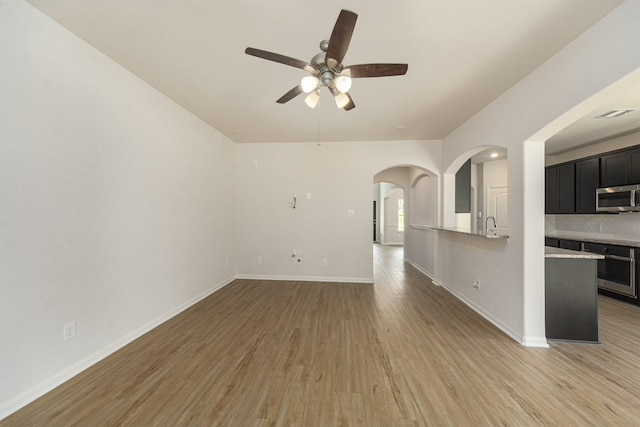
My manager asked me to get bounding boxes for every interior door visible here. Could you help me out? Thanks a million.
[486,186,508,235]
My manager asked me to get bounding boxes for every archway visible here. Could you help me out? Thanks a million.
[373,165,439,278]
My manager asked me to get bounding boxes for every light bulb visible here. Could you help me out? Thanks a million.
[301,76,320,93]
[334,75,352,93]
[334,93,349,109]
[305,91,320,109]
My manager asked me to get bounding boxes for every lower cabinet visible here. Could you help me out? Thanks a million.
[545,257,599,342]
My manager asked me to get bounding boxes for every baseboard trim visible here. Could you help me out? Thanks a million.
[405,266,545,347]
[440,282,526,345]
[0,275,237,421]
[522,336,550,348]
[235,274,374,284]
[404,259,435,282]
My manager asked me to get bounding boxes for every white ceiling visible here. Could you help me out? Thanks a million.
[25,0,633,149]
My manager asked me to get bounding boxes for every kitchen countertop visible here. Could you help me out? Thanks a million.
[546,233,640,248]
[425,225,509,241]
[545,246,604,259]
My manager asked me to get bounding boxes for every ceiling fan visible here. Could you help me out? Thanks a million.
[245,9,408,111]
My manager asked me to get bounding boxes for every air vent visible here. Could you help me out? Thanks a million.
[597,109,638,118]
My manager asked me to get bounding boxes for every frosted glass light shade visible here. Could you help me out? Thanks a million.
[305,91,320,108]
[334,75,352,93]
[334,93,349,109]
[301,76,320,93]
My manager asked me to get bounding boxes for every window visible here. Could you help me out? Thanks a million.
[398,199,405,232]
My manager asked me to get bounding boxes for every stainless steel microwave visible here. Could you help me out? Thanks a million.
[596,184,640,212]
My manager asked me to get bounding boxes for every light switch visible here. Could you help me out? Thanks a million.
[348,209,355,217]
[307,192,312,200]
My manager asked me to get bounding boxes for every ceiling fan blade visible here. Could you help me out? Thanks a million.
[245,47,314,72]
[325,10,358,68]
[276,85,304,104]
[343,63,408,78]
[343,93,356,111]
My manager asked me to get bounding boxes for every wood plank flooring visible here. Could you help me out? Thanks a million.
[3,244,640,426]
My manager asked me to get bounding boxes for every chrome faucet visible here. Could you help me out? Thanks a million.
[486,216,497,235]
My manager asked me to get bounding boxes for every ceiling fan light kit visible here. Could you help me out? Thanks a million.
[301,76,321,93]
[334,75,352,93]
[305,90,320,109]
[245,9,408,111]
[335,93,350,109]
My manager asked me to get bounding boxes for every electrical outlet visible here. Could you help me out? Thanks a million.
[472,280,480,290]
[322,258,327,266]
[63,321,76,341]
[225,259,230,268]
[257,257,263,264]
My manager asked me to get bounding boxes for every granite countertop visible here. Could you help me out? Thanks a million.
[426,225,509,241]
[546,233,640,248]
[545,246,604,259]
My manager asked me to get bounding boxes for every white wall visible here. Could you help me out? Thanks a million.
[234,141,441,283]
[437,0,640,346]
[546,130,640,166]
[0,0,236,417]
[405,173,438,277]
[483,159,508,189]
[410,175,437,227]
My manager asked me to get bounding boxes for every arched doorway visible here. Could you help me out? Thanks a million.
[373,165,439,278]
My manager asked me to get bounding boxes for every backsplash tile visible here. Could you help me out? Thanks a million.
[546,214,640,243]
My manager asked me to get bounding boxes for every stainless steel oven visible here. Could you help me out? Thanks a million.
[582,242,637,298]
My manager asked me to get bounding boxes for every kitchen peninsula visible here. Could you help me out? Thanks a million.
[545,246,604,342]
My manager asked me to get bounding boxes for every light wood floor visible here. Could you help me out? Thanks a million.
[3,245,640,426]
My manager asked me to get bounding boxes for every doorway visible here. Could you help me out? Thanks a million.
[374,183,404,246]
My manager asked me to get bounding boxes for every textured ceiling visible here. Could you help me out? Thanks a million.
[25,0,628,147]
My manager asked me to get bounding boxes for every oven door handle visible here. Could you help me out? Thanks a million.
[605,254,634,262]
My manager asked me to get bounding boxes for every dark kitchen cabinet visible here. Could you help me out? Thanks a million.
[545,168,558,213]
[455,159,471,213]
[600,151,628,187]
[575,158,600,213]
[545,163,575,214]
[599,147,640,187]
[545,237,582,251]
[558,239,582,251]
[545,237,559,247]
[557,164,575,213]
[628,147,640,184]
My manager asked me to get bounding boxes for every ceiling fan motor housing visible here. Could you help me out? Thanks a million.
[311,48,344,87]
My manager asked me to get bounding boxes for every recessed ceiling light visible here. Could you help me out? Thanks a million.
[396,125,406,129]
[597,109,638,118]
[490,152,499,158]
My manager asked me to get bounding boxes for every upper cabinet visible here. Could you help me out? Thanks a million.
[545,163,574,214]
[628,148,640,184]
[546,144,640,215]
[455,159,472,213]
[575,158,599,214]
[600,146,640,187]
[600,151,628,187]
